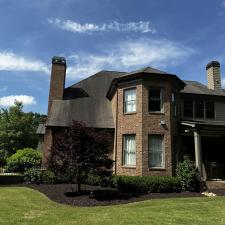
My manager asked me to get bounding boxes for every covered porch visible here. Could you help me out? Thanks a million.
[180,121,225,181]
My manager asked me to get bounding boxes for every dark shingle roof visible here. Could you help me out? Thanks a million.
[46,70,125,128]
[181,81,225,96]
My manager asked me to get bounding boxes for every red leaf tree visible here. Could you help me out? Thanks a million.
[48,121,113,193]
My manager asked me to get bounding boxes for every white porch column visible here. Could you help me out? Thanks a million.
[194,130,203,178]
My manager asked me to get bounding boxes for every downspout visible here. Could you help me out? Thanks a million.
[114,89,118,175]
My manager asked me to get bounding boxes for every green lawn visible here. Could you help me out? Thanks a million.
[0,187,225,225]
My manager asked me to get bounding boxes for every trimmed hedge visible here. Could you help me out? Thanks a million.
[116,176,181,194]
[0,174,24,185]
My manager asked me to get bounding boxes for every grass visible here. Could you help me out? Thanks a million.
[1,187,225,225]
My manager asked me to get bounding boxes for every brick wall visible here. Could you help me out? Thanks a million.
[113,79,181,177]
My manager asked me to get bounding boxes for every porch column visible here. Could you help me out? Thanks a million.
[194,130,203,178]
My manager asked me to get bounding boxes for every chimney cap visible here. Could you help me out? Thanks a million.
[52,56,66,66]
[206,61,220,70]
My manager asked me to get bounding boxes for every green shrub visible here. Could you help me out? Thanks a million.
[116,176,181,194]
[24,168,56,184]
[42,170,56,184]
[176,156,199,191]
[84,174,102,186]
[6,148,42,173]
[24,168,42,184]
[0,174,24,184]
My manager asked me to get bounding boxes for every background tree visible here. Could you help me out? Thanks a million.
[0,101,46,158]
[49,121,113,193]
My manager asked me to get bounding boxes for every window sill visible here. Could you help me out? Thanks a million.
[148,112,164,115]
[124,112,137,115]
[148,167,166,171]
[122,165,136,169]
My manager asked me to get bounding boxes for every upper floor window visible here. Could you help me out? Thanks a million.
[124,88,136,113]
[149,88,162,112]
[172,93,177,117]
[183,99,215,119]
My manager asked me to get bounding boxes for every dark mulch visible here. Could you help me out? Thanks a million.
[18,184,204,207]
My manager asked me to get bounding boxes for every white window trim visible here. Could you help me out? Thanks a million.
[123,88,137,114]
[123,134,136,166]
[148,135,165,169]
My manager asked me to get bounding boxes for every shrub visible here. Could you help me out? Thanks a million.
[116,176,181,194]
[42,170,56,184]
[0,174,24,184]
[176,156,199,191]
[84,174,102,186]
[24,168,56,184]
[24,168,42,184]
[6,148,42,173]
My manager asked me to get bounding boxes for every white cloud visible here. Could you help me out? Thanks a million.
[0,95,36,107]
[66,38,194,79]
[222,1,225,7]
[0,51,50,74]
[48,19,156,34]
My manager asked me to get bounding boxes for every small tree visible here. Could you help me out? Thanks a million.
[49,121,113,193]
[176,155,199,191]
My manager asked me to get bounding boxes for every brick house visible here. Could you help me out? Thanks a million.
[39,56,225,181]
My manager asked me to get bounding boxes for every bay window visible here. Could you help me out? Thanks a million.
[149,88,162,112]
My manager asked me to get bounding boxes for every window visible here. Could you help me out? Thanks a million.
[194,100,204,118]
[172,93,177,116]
[183,99,215,119]
[124,88,136,113]
[206,101,215,119]
[149,88,162,112]
[123,135,136,166]
[149,135,164,168]
[183,99,193,117]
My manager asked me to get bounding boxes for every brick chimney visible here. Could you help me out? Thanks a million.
[47,56,66,114]
[206,61,221,90]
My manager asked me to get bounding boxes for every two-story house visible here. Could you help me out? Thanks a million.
[39,57,225,181]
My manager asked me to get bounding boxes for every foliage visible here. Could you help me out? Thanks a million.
[0,174,24,184]
[24,168,56,184]
[24,168,43,184]
[6,148,42,173]
[48,120,113,192]
[0,101,46,157]
[116,176,181,194]
[0,150,8,167]
[176,156,199,191]
[42,170,56,184]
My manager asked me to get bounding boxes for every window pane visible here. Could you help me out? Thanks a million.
[183,99,193,117]
[149,135,164,168]
[195,100,204,118]
[124,89,136,113]
[172,93,177,116]
[123,135,136,166]
[149,89,161,111]
[206,101,215,119]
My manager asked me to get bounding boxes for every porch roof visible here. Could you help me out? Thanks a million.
[181,120,225,128]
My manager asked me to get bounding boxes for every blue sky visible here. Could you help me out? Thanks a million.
[1,0,225,114]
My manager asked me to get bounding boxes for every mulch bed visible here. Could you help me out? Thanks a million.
[19,184,203,207]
